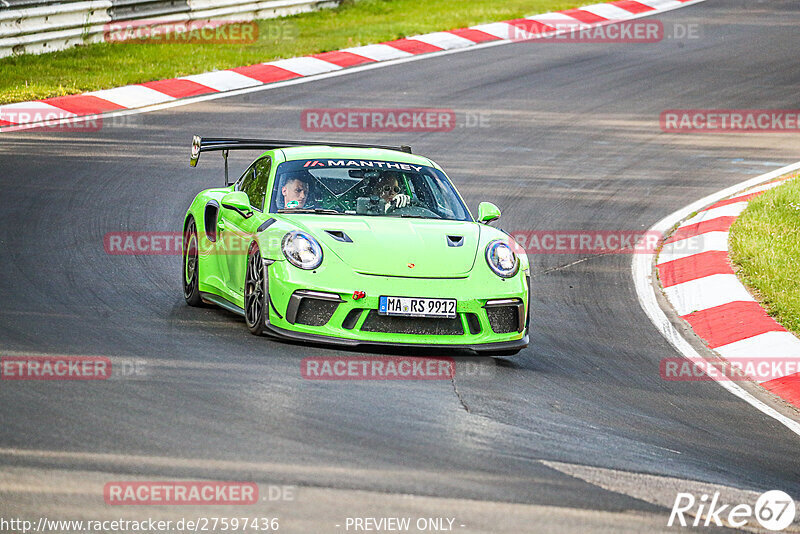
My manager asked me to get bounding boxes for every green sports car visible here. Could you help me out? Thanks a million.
[183,136,529,355]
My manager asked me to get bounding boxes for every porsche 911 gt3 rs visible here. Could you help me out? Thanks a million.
[183,136,529,355]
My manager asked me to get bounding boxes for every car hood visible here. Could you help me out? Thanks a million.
[289,215,481,277]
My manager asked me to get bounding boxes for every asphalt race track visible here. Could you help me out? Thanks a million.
[1,1,799,532]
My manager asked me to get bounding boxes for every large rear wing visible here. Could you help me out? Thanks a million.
[189,135,412,185]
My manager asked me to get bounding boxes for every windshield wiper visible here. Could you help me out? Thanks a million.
[396,214,440,219]
[277,208,343,215]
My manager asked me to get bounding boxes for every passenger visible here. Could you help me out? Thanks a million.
[374,173,411,212]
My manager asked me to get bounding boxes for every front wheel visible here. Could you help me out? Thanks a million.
[183,219,203,307]
[245,243,268,336]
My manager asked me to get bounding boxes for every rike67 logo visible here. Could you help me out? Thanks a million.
[669,490,796,531]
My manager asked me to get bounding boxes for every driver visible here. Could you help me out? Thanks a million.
[374,173,411,212]
[282,176,309,209]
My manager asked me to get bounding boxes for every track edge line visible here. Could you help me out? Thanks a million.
[632,161,800,437]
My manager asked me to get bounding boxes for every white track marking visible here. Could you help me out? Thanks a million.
[663,274,755,316]
[469,22,517,40]
[741,180,787,195]
[341,43,412,61]
[527,12,587,30]
[268,57,342,76]
[716,332,800,363]
[0,102,76,125]
[579,3,638,19]
[410,31,475,50]
[658,231,729,261]
[636,0,683,9]
[85,86,175,108]
[180,71,262,91]
[633,161,800,438]
[681,202,748,227]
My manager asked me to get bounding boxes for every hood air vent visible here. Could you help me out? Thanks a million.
[325,230,353,243]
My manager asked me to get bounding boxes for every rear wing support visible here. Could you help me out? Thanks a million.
[222,149,229,186]
[189,135,413,186]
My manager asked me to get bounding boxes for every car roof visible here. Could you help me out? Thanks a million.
[275,145,438,168]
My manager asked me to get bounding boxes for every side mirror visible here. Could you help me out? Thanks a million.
[221,191,253,218]
[477,202,501,225]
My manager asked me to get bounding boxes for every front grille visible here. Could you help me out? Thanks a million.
[341,308,364,329]
[486,306,519,334]
[295,298,339,326]
[465,313,482,335]
[360,310,464,335]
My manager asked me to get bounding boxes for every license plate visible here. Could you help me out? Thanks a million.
[378,296,457,319]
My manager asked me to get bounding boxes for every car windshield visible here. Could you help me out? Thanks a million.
[268,159,472,221]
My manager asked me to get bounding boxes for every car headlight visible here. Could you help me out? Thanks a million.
[485,239,519,278]
[282,231,323,270]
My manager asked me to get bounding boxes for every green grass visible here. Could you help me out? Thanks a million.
[0,0,591,104]
[729,175,800,335]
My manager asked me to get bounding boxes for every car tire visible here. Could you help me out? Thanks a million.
[245,242,268,336]
[183,218,203,307]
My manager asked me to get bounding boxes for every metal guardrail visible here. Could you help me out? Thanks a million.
[3,0,86,7]
[0,0,339,57]
[109,0,191,22]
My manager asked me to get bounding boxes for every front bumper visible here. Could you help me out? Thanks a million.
[263,322,529,353]
[263,258,530,350]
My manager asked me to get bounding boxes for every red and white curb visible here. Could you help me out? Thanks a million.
[0,0,703,132]
[657,176,800,406]
[634,162,800,438]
